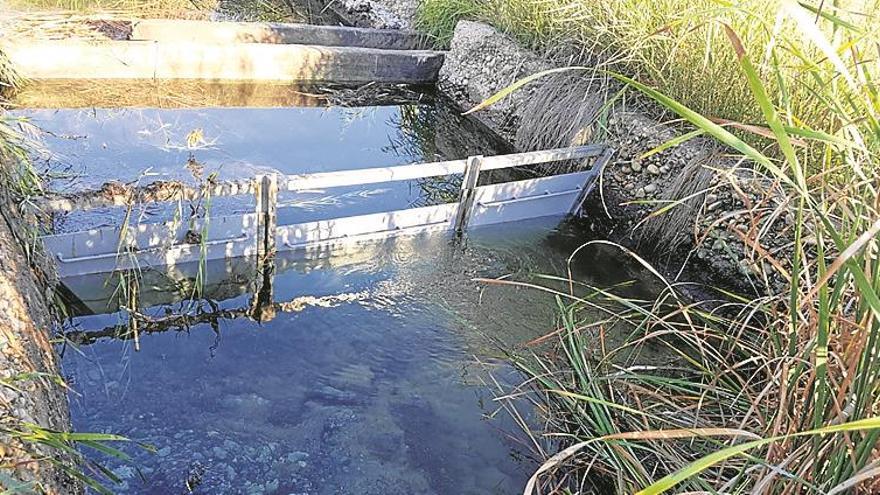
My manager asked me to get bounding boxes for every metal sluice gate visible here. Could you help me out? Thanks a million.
[39,144,614,279]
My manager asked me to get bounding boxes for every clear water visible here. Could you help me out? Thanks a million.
[60,221,657,495]
[15,93,659,494]
[21,106,420,187]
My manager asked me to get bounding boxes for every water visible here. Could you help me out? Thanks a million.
[60,221,656,494]
[14,89,658,493]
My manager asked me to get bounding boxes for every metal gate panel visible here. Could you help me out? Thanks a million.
[39,146,614,279]
[43,213,259,278]
[276,203,458,252]
[470,171,591,227]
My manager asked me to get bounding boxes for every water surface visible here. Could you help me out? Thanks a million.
[15,91,658,493]
[62,220,657,494]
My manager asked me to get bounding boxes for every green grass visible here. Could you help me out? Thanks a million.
[0,50,22,95]
[461,1,880,493]
[418,0,880,160]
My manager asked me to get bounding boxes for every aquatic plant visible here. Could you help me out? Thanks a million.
[106,158,221,349]
[471,2,880,493]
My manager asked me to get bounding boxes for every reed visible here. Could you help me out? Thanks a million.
[468,1,880,493]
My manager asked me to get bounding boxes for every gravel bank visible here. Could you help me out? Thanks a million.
[438,20,790,294]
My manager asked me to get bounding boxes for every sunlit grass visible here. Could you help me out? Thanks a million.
[5,0,217,17]
[418,0,880,161]
[462,1,880,493]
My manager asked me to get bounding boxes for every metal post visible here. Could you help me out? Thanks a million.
[255,174,278,258]
[570,147,615,216]
[251,174,278,323]
[254,175,264,257]
[453,155,483,235]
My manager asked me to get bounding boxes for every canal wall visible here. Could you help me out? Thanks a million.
[0,161,77,493]
[5,40,444,84]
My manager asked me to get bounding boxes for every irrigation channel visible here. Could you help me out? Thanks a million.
[9,83,661,493]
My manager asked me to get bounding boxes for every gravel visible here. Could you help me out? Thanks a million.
[436,20,793,294]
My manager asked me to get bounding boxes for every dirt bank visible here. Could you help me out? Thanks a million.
[319,0,418,29]
[0,166,77,492]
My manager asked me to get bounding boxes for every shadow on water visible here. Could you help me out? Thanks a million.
[16,81,661,494]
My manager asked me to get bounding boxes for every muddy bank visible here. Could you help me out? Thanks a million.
[0,165,77,492]
[436,21,789,295]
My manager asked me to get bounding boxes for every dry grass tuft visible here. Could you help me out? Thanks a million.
[514,71,609,153]
[637,147,720,256]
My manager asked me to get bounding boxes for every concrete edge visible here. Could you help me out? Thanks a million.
[130,19,430,50]
[3,40,445,84]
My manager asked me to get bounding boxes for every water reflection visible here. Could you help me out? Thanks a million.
[13,96,509,235]
[19,86,649,493]
[60,220,658,494]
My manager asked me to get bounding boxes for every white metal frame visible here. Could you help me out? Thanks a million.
[40,145,614,278]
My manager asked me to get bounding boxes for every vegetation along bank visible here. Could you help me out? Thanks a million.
[2,0,880,492]
[0,57,82,492]
[399,0,880,492]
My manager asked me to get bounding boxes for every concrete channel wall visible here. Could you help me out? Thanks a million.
[129,19,428,49]
[5,41,444,84]
[2,21,443,84]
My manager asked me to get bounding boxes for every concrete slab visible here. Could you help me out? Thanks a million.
[130,19,428,50]
[3,40,444,84]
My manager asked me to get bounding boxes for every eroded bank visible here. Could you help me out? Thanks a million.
[0,159,77,493]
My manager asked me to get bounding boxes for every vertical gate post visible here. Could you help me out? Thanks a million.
[453,155,483,235]
[570,147,615,216]
[251,173,278,322]
[255,174,278,259]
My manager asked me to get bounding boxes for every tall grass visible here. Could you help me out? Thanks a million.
[0,50,22,95]
[464,1,880,493]
[418,0,880,158]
